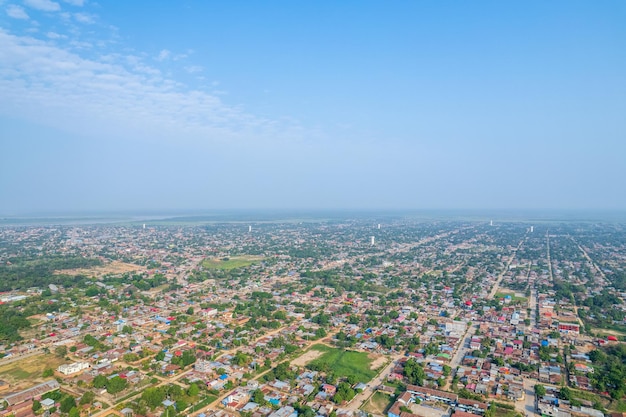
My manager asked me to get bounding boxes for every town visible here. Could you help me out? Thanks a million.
[0,217,624,417]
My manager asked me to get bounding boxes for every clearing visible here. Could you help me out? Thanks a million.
[291,349,324,367]
[54,261,144,277]
[306,344,376,383]
[0,354,65,390]
[361,392,393,415]
[201,256,263,270]
[494,291,527,303]
[369,353,387,370]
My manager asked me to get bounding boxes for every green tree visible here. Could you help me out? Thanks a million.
[187,383,200,397]
[80,391,95,405]
[93,375,107,388]
[69,407,80,417]
[534,384,546,397]
[60,396,76,413]
[32,400,42,412]
[106,376,128,394]
[55,345,67,358]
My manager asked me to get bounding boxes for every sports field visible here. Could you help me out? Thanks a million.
[306,344,376,382]
[201,256,262,270]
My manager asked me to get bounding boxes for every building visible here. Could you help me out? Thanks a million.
[57,362,90,375]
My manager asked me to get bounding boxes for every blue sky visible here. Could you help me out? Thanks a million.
[1,1,625,213]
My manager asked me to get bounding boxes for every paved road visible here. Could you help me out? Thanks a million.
[444,322,478,390]
[488,236,526,298]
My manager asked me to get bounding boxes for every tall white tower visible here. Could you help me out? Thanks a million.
[143,224,146,229]
[370,236,375,246]
[248,225,252,232]
[530,226,534,233]
[377,224,381,230]
[490,220,493,226]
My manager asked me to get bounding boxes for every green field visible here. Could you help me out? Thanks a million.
[306,344,376,383]
[201,256,261,270]
[494,292,527,303]
[362,392,393,415]
[0,354,65,384]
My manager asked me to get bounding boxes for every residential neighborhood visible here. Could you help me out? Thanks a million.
[0,218,624,417]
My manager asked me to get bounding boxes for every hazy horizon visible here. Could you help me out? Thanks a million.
[2,1,625,213]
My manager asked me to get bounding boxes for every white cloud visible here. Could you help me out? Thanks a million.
[73,11,93,23]
[63,0,84,5]
[0,29,299,145]
[46,31,66,39]
[6,4,29,19]
[24,0,61,11]
[184,65,203,74]
[156,49,170,61]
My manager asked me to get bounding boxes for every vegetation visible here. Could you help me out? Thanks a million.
[306,344,376,382]
[588,344,626,399]
[201,256,260,270]
[0,255,102,291]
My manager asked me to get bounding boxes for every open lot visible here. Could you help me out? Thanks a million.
[494,291,527,303]
[54,261,145,277]
[291,349,324,367]
[201,256,263,270]
[361,392,393,415]
[306,344,376,382]
[0,354,65,390]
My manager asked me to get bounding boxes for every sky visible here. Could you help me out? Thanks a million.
[1,1,625,214]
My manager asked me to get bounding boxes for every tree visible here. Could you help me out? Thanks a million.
[534,384,546,397]
[80,391,95,405]
[107,376,128,394]
[187,383,200,397]
[252,389,267,406]
[404,359,425,385]
[55,345,67,358]
[60,396,76,413]
[32,400,42,412]
[42,368,54,377]
[69,407,80,417]
[142,387,166,410]
[93,375,107,388]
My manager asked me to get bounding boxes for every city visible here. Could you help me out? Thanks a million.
[0,217,624,417]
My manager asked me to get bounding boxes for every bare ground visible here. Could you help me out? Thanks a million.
[54,261,145,277]
[368,353,387,370]
[291,349,323,367]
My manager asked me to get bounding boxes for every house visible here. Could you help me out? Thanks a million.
[57,362,90,375]
[322,384,337,396]
[40,398,55,410]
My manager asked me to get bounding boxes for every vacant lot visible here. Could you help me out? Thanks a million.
[0,354,65,389]
[54,261,144,277]
[306,344,376,383]
[369,353,386,370]
[362,392,393,415]
[291,349,324,367]
[494,291,527,303]
[201,256,262,270]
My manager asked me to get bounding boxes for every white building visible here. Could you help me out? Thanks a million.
[57,362,90,375]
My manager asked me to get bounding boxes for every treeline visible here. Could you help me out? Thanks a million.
[589,344,626,399]
[0,256,102,291]
[99,272,168,291]
[0,300,58,342]
[0,305,32,342]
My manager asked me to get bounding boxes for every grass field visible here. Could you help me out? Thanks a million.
[201,256,262,270]
[0,354,65,387]
[306,344,376,383]
[494,292,527,303]
[362,392,393,415]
